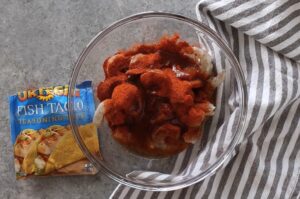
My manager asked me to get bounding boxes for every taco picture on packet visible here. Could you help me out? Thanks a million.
[44,123,99,174]
[14,129,41,176]
[14,124,99,177]
[9,81,99,179]
[35,125,70,175]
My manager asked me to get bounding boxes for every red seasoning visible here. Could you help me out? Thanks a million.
[95,34,223,157]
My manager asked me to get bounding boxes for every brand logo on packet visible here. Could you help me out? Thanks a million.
[17,85,80,102]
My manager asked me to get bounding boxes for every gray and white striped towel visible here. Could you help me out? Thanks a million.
[110,0,300,198]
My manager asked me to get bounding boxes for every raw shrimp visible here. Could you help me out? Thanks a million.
[103,99,126,126]
[103,53,130,77]
[151,123,181,149]
[129,53,161,69]
[183,127,203,144]
[97,74,127,101]
[111,83,143,118]
[140,70,171,97]
[179,101,215,127]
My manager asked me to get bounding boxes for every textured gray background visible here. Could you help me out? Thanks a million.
[0,1,198,198]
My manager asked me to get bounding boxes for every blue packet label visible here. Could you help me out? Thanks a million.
[9,81,99,179]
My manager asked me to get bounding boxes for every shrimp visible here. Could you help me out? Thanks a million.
[126,68,147,76]
[185,47,213,76]
[189,80,203,88]
[111,83,143,118]
[93,100,107,128]
[178,101,215,127]
[140,70,171,97]
[129,53,161,69]
[195,71,225,102]
[165,69,194,106]
[103,53,130,77]
[112,126,135,145]
[183,127,202,144]
[97,74,127,101]
[151,123,181,149]
[150,103,174,124]
[103,99,127,126]
[94,83,143,127]
[208,71,225,88]
[93,99,126,127]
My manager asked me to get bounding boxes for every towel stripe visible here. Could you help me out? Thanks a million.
[266,101,300,199]
[280,135,300,199]
[222,1,282,26]
[207,0,300,62]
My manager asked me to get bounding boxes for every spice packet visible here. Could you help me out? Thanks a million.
[9,81,99,179]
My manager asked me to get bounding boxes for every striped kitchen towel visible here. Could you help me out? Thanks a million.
[110,0,300,198]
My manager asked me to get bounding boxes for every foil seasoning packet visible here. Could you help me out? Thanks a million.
[9,81,99,179]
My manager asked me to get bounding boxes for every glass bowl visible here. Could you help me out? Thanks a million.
[68,12,247,191]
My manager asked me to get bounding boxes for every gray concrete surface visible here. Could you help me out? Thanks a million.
[0,0,199,198]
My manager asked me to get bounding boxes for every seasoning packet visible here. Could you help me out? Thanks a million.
[9,81,99,179]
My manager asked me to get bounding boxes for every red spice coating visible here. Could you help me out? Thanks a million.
[96,34,217,157]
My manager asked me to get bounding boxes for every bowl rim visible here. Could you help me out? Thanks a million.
[68,11,248,191]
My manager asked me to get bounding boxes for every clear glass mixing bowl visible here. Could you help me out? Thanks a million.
[68,12,247,191]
